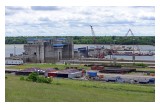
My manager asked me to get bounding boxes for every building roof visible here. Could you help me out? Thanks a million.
[53,44,66,47]
[27,38,53,41]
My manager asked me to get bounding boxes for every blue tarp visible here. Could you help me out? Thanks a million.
[56,38,66,41]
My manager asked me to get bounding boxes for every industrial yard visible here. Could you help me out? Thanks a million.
[5,62,155,102]
[5,36,155,102]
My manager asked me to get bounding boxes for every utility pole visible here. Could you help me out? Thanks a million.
[132,38,135,64]
[13,37,16,56]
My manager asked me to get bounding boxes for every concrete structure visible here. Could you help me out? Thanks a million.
[23,37,74,63]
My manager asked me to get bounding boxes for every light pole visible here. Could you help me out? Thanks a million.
[113,40,116,59]
[14,44,16,56]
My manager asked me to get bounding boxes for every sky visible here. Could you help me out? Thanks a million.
[5,6,155,36]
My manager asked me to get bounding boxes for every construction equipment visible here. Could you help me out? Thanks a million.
[90,25,96,44]
[125,29,140,51]
[89,25,105,58]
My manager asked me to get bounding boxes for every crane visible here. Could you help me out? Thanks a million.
[89,25,104,58]
[125,29,140,51]
[90,25,96,44]
[125,29,134,37]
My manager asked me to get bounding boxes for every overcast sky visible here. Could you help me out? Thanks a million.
[5,6,155,36]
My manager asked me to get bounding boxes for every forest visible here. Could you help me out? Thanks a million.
[5,36,155,45]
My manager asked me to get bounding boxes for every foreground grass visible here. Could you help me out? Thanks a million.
[5,74,154,102]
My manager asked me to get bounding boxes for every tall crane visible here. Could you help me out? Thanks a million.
[125,29,134,37]
[125,29,140,51]
[125,29,139,63]
[90,25,96,44]
[89,25,104,58]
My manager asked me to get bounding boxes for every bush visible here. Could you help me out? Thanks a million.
[27,72,39,82]
[37,76,52,83]
[23,72,53,84]
[133,63,147,68]
[107,64,122,67]
[37,76,46,83]
[20,76,25,80]
[43,77,53,84]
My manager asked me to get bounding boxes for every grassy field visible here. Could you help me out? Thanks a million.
[5,74,155,102]
[5,63,89,70]
[6,63,154,72]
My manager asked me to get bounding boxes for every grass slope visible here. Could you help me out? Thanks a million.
[5,74,154,102]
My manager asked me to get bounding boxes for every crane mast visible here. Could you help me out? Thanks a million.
[125,29,134,37]
[125,29,140,51]
[90,25,96,44]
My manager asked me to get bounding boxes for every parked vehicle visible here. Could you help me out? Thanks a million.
[148,78,155,84]
[105,76,125,83]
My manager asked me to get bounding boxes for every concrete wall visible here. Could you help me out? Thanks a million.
[44,44,57,63]
[24,44,37,62]
[62,40,74,59]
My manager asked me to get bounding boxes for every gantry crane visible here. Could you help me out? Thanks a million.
[125,29,140,51]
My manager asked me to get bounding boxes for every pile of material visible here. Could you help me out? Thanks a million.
[99,68,136,74]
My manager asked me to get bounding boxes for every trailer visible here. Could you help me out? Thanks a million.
[5,59,23,65]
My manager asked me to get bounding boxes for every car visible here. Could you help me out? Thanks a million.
[148,78,155,84]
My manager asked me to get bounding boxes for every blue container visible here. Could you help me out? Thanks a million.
[87,71,97,77]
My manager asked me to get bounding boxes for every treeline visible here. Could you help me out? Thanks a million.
[5,36,155,45]
[5,36,27,44]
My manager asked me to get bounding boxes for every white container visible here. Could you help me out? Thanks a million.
[5,59,23,65]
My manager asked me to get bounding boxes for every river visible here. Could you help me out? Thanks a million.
[5,44,155,61]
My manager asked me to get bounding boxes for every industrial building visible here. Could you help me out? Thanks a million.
[23,37,74,63]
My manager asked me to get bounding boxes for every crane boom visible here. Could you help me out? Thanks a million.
[125,29,140,51]
[125,29,134,36]
[90,25,96,44]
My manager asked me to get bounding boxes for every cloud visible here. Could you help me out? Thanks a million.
[6,6,26,10]
[140,16,155,20]
[39,17,51,21]
[5,6,29,16]
[5,6,155,36]
[31,6,61,11]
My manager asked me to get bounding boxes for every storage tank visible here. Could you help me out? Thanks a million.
[87,71,97,77]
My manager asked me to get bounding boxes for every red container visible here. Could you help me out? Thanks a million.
[82,69,86,76]
[91,66,97,70]
[97,66,104,70]
[48,73,57,77]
